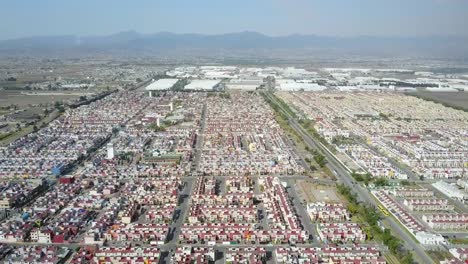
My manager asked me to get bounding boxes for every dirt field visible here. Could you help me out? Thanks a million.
[297,180,342,203]
[0,90,90,107]
[409,91,468,111]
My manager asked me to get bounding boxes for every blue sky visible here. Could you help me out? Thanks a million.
[0,0,467,39]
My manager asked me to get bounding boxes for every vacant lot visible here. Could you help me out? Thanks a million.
[297,180,342,203]
[0,90,91,108]
[409,91,468,111]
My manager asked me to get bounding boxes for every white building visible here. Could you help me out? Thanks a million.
[184,80,222,91]
[276,79,326,91]
[145,79,179,96]
[432,181,467,202]
[414,231,446,246]
[226,79,263,91]
[281,67,318,78]
[426,87,459,92]
[107,143,115,160]
[30,229,52,243]
[0,198,11,209]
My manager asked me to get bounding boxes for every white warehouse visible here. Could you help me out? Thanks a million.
[276,79,326,91]
[184,80,222,91]
[226,78,263,91]
[146,78,179,96]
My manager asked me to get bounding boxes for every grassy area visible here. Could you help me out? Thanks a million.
[266,92,326,176]
[448,237,468,244]
[272,107,320,175]
[386,213,420,244]
[298,117,337,154]
[0,110,61,145]
[0,131,14,141]
[385,253,402,264]
[351,213,381,241]
[369,193,420,244]
[0,126,34,145]
[322,166,335,180]
[337,184,414,264]
[407,91,468,112]
[297,181,342,203]
[266,92,341,178]
[266,91,298,118]
[427,250,453,263]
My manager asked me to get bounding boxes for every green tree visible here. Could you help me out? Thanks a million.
[401,180,410,186]
[375,178,389,187]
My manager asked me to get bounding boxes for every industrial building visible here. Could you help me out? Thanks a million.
[276,79,326,91]
[226,78,263,91]
[184,80,222,91]
[145,79,179,96]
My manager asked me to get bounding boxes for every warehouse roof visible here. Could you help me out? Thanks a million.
[145,79,179,91]
[184,80,221,90]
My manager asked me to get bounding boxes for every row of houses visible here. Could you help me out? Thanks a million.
[372,190,446,245]
[277,91,468,180]
[341,144,407,179]
[68,245,388,264]
[19,244,388,264]
[198,93,303,176]
[225,247,267,264]
[0,181,82,243]
[275,246,386,264]
[0,91,147,180]
[2,246,70,264]
[81,247,161,264]
[172,247,215,264]
[390,187,434,198]
[422,214,468,230]
[317,223,366,243]
[181,177,308,245]
[0,180,45,209]
[403,198,454,211]
[259,177,303,232]
[306,202,350,223]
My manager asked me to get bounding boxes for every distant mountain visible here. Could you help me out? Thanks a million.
[1,31,467,59]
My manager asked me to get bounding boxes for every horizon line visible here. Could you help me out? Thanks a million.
[2,30,468,42]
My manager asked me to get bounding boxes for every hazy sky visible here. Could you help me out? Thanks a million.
[1,0,467,40]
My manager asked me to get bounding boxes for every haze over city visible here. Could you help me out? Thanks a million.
[1,1,468,264]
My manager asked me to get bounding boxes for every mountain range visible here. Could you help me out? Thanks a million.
[1,31,467,59]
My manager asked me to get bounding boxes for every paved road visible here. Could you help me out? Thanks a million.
[192,103,207,174]
[160,177,195,263]
[180,174,332,183]
[134,79,154,91]
[284,179,319,243]
[264,92,435,264]
[283,132,311,172]
[160,102,206,263]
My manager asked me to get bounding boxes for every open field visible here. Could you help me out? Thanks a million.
[0,110,61,146]
[448,237,468,244]
[0,90,92,107]
[408,90,468,111]
[426,250,453,263]
[296,180,342,203]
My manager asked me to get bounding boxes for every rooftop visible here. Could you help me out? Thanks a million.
[145,79,179,91]
[184,80,221,90]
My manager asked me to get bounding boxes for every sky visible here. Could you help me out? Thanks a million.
[0,0,467,40]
